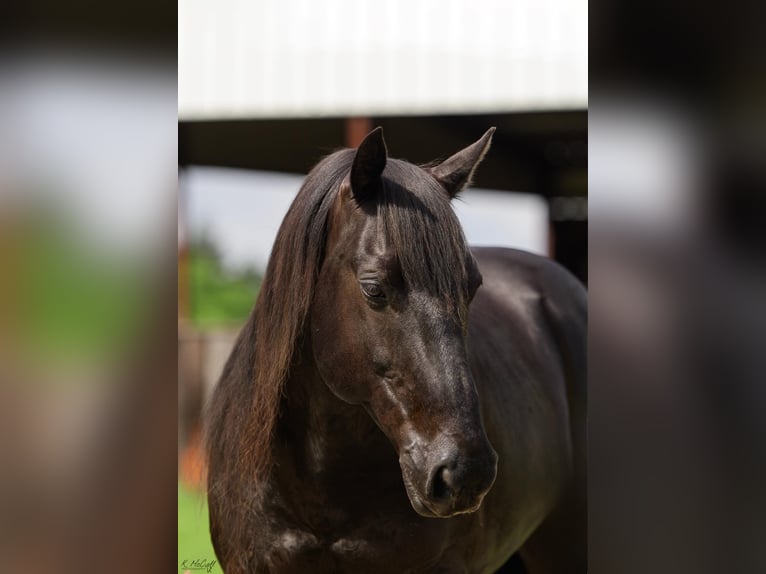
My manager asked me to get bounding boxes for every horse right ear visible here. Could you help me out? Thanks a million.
[350,127,387,203]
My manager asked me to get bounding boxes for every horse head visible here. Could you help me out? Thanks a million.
[310,127,498,518]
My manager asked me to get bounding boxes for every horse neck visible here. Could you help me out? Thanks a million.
[274,337,394,481]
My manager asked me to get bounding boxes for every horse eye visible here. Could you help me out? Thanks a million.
[360,282,385,300]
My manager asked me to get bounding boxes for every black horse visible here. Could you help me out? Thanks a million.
[206,128,586,573]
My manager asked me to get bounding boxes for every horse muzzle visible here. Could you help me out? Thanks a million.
[400,440,498,518]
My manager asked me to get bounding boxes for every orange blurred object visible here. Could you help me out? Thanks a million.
[180,427,207,491]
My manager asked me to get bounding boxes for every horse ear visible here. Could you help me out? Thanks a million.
[429,127,496,198]
[350,127,388,202]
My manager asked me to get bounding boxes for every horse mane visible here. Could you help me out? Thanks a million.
[205,148,474,568]
[206,148,355,483]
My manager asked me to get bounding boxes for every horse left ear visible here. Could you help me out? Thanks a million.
[350,127,388,203]
[429,127,496,198]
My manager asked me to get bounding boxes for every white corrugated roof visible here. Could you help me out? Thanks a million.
[179,0,587,119]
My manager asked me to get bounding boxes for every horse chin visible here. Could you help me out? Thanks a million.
[403,481,478,519]
[407,493,440,518]
[399,457,486,518]
[400,473,439,518]
[402,471,488,518]
[406,490,483,519]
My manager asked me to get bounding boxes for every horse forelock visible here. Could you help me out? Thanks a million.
[379,160,474,316]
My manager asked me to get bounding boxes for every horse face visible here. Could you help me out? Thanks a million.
[311,209,497,518]
[310,129,499,520]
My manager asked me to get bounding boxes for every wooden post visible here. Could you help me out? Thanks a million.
[345,117,374,148]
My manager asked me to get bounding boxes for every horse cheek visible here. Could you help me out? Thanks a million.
[311,292,370,404]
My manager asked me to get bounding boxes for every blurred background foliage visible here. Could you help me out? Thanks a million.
[180,232,259,569]
[9,208,150,374]
[188,232,260,328]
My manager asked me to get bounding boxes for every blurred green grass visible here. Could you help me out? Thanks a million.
[188,237,261,328]
[178,484,223,574]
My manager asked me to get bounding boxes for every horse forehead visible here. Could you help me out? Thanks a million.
[353,247,400,278]
[354,217,396,264]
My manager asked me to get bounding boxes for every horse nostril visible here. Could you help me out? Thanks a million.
[430,465,455,501]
